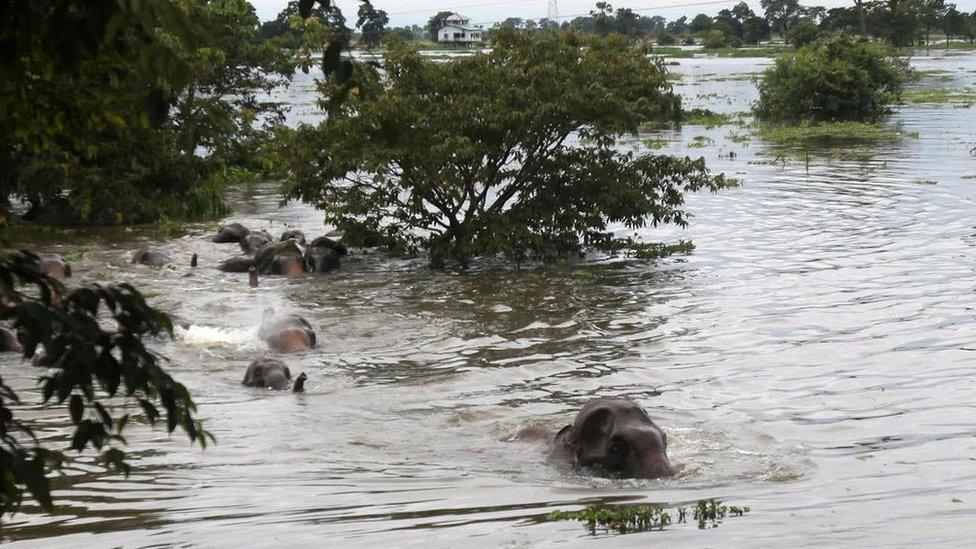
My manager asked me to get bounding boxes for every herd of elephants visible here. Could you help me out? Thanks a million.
[3,224,676,480]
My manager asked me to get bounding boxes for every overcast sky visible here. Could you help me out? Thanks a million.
[251,0,976,27]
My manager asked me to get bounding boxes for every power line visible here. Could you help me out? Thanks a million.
[386,0,535,17]
[387,0,739,21]
[478,0,743,24]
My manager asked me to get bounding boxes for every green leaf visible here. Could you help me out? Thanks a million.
[69,394,84,424]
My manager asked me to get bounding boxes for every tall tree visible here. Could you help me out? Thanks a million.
[743,16,773,43]
[591,2,616,36]
[690,13,715,33]
[761,0,805,38]
[357,1,389,47]
[278,30,732,267]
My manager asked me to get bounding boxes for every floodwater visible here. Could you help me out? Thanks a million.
[3,51,976,547]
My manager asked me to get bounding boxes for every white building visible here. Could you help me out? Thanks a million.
[437,13,483,44]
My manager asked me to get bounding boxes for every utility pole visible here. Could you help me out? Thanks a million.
[547,0,559,21]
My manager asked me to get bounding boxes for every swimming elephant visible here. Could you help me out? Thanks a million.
[548,398,676,479]
[254,241,304,276]
[132,246,170,267]
[35,253,72,279]
[212,223,250,243]
[0,327,21,353]
[218,256,255,273]
[304,236,348,273]
[258,312,316,352]
[280,230,307,246]
[240,230,273,254]
[242,358,307,393]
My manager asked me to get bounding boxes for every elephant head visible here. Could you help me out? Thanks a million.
[280,230,307,246]
[253,241,304,276]
[132,246,170,267]
[212,223,250,243]
[304,236,347,273]
[258,311,316,352]
[550,398,676,479]
[36,253,72,279]
[242,358,306,393]
[0,327,21,353]
[240,230,273,254]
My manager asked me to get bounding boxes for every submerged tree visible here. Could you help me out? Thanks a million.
[279,30,732,267]
[755,34,907,122]
[0,251,211,516]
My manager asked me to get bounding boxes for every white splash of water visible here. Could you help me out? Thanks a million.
[175,324,261,349]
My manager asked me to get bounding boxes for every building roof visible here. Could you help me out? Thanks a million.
[440,23,483,32]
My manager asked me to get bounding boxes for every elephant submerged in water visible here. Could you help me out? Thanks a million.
[34,253,72,279]
[242,358,307,392]
[212,223,250,243]
[217,235,347,275]
[304,236,347,273]
[132,246,170,267]
[258,312,316,352]
[0,327,21,353]
[535,398,677,480]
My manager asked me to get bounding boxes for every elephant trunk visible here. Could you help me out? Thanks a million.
[293,372,307,394]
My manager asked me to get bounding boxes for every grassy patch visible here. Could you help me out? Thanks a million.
[546,499,750,534]
[689,135,715,148]
[727,130,752,143]
[700,45,786,58]
[682,108,741,127]
[754,122,916,143]
[651,45,785,59]
[902,87,976,104]
[643,137,669,149]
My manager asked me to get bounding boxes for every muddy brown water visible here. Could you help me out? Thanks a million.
[2,51,976,547]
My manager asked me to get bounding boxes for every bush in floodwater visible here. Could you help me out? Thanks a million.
[754,34,908,124]
[546,499,751,534]
[701,30,741,49]
[279,29,734,268]
[786,20,821,48]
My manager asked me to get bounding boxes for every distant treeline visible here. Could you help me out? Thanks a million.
[258,1,976,49]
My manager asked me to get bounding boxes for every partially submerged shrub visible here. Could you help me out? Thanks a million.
[701,30,740,49]
[786,20,821,47]
[546,499,750,534]
[755,34,907,123]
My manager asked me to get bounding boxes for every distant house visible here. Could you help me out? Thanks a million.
[437,13,483,44]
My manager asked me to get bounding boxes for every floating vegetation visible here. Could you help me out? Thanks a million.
[546,499,750,534]
[681,108,741,127]
[962,174,976,180]
[727,130,752,143]
[901,87,976,104]
[689,135,715,148]
[643,137,669,149]
[601,238,697,260]
[651,45,786,59]
[754,122,916,143]
[915,179,938,185]
[155,218,188,239]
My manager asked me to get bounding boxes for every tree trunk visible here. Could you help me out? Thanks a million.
[856,0,868,37]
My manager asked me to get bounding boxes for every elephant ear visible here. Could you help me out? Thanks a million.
[244,362,266,385]
[571,406,615,467]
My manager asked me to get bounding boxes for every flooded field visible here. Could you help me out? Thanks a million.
[2,50,976,547]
